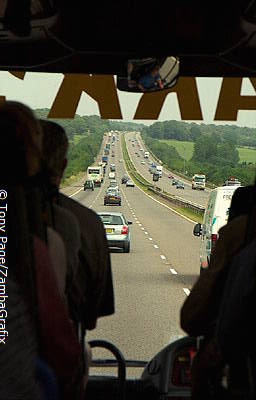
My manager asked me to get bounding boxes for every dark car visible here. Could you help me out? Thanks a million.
[83,180,94,191]
[172,179,179,186]
[104,188,121,206]
[176,181,185,189]
[121,175,129,184]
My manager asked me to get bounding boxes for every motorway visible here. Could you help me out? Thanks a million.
[66,133,200,376]
[126,132,210,208]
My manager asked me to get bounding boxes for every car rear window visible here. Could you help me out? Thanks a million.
[100,215,123,225]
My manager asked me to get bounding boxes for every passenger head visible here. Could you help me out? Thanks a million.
[228,186,255,223]
[0,101,44,311]
[151,65,160,77]
[0,101,43,180]
[40,120,69,187]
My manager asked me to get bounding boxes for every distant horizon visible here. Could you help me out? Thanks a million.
[34,108,255,131]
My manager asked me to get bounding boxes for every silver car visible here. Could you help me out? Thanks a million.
[109,180,118,188]
[126,179,135,187]
[98,212,132,253]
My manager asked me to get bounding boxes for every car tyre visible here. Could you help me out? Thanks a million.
[123,242,130,253]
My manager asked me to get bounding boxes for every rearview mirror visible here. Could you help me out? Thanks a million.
[117,56,179,93]
[193,223,202,237]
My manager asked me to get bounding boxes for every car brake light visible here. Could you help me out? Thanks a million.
[171,346,196,387]
[121,226,128,235]
[211,234,218,254]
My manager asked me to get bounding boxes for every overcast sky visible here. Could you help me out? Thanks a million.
[0,71,255,128]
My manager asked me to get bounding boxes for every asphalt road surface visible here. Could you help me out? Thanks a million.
[126,132,210,207]
[65,133,200,376]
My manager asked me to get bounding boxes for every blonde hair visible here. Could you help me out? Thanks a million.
[0,101,42,176]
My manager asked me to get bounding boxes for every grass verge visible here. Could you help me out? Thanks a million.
[60,171,85,189]
[175,207,203,223]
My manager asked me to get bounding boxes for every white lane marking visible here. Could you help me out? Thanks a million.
[183,288,190,296]
[154,244,159,249]
[141,227,145,231]
[69,187,83,197]
[170,268,178,275]
[149,237,153,241]
[136,221,139,224]
[123,144,198,224]
[145,232,148,235]
[160,255,166,260]
[138,223,142,227]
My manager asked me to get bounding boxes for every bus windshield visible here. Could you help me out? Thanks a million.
[1,72,256,378]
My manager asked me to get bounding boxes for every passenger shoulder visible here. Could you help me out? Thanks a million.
[219,215,248,236]
[58,193,104,228]
[53,203,79,229]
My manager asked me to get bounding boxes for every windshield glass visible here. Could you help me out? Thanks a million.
[100,215,123,225]
[1,72,256,378]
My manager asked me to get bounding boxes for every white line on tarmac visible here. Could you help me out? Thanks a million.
[154,244,159,249]
[69,187,83,197]
[160,255,166,260]
[149,237,153,241]
[183,288,190,296]
[170,268,178,275]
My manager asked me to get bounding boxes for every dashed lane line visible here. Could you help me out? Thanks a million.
[183,288,190,296]
[69,187,83,197]
[170,268,178,275]
[160,255,166,260]
[154,244,159,249]
[123,141,196,224]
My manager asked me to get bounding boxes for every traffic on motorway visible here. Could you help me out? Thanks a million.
[78,132,200,353]
[127,133,210,207]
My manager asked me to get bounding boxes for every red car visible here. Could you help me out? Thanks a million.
[168,174,174,179]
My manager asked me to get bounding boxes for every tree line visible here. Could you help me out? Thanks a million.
[143,120,256,148]
[35,109,144,181]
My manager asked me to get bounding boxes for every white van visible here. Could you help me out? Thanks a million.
[192,174,206,190]
[156,165,163,177]
[193,185,239,272]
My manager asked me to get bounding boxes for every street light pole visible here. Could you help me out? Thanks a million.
[183,146,186,175]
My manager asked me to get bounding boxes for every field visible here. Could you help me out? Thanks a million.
[160,139,256,164]
[160,140,194,161]
[71,134,85,144]
[237,146,256,163]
